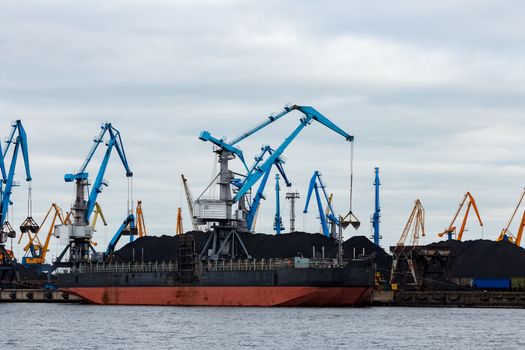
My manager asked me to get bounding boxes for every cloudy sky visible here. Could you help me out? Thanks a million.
[1,0,524,259]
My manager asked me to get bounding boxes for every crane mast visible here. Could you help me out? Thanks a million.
[273,174,284,234]
[371,167,381,246]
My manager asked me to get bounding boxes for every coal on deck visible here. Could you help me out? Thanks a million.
[114,231,390,270]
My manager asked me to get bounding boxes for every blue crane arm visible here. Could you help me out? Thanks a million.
[294,106,353,141]
[246,168,272,230]
[85,139,115,222]
[1,121,32,226]
[104,214,135,257]
[0,142,5,181]
[199,131,248,171]
[1,121,31,182]
[1,142,20,226]
[303,171,319,214]
[317,173,339,225]
[107,126,133,177]
[78,124,109,174]
[233,107,352,203]
[15,121,32,181]
[230,105,295,145]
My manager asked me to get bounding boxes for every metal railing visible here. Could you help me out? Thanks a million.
[66,258,346,275]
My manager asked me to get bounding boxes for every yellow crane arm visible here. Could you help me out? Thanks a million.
[136,200,147,237]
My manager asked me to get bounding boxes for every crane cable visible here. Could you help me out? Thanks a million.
[349,141,354,214]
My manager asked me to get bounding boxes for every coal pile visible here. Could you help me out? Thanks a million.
[114,231,391,272]
[428,239,525,278]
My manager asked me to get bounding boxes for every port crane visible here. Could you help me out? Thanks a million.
[390,199,426,286]
[303,171,340,238]
[20,203,64,267]
[371,167,381,246]
[53,123,135,267]
[197,104,354,259]
[181,174,206,231]
[497,188,525,246]
[438,192,483,241]
[0,120,36,282]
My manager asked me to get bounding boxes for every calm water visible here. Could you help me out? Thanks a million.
[2,304,525,349]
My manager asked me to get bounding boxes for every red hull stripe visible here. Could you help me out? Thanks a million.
[62,286,372,307]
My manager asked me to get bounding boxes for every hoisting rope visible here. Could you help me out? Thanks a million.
[27,182,32,217]
[349,141,354,214]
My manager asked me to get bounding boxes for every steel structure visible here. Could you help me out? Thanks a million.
[0,120,35,282]
[391,199,426,286]
[176,207,184,235]
[181,175,207,231]
[21,203,64,267]
[303,171,339,238]
[197,104,353,259]
[497,188,525,246]
[438,192,483,241]
[273,174,284,234]
[53,123,135,267]
[371,167,381,246]
[136,201,147,238]
[285,191,300,232]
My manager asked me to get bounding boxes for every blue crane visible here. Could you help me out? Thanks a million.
[0,120,34,276]
[197,104,353,258]
[303,171,339,238]
[54,122,135,266]
[233,105,353,203]
[371,167,381,246]
[274,174,284,234]
[232,145,291,232]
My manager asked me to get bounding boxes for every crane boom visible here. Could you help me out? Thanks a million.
[438,192,483,241]
[398,199,425,246]
[234,105,352,203]
[497,188,525,246]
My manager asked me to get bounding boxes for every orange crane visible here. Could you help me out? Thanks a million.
[438,192,483,241]
[497,188,525,246]
[136,201,147,238]
[176,207,184,235]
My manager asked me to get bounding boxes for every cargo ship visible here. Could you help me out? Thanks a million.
[57,236,375,307]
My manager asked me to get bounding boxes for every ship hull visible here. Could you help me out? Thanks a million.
[62,286,372,307]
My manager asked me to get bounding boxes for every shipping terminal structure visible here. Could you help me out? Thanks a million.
[1,104,377,307]
[4,104,525,308]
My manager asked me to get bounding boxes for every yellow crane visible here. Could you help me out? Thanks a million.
[22,203,65,265]
[397,199,425,246]
[176,207,184,235]
[136,200,147,238]
[390,199,426,287]
[181,174,207,231]
[497,188,525,246]
[438,192,483,241]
